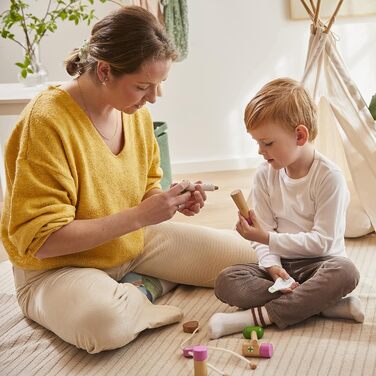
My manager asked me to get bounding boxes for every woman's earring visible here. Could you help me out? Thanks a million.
[101,76,108,86]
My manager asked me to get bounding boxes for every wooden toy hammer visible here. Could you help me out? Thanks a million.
[242,330,273,358]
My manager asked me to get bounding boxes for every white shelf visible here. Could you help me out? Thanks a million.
[0,82,63,115]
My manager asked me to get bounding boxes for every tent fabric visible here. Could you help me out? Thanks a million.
[302,27,376,237]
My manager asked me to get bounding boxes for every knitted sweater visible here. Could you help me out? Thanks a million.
[1,86,162,270]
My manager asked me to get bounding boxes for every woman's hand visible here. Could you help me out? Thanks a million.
[136,182,192,226]
[235,210,269,244]
[265,265,300,293]
[177,180,207,216]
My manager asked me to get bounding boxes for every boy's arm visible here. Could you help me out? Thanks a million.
[268,171,349,258]
[250,167,282,269]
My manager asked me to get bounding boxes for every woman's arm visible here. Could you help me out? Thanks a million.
[36,182,191,259]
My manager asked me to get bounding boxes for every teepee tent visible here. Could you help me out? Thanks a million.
[300,0,376,237]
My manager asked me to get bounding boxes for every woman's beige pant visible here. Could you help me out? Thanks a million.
[13,222,256,353]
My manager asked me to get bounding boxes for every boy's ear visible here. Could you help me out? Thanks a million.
[295,125,309,146]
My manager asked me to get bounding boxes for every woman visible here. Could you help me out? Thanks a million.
[1,6,256,353]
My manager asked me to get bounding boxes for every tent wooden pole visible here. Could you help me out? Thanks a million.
[325,0,344,33]
[300,0,315,20]
[300,0,325,28]
[309,0,316,13]
[313,0,321,28]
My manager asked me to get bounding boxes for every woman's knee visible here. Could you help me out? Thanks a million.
[71,303,134,353]
[67,284,149,353]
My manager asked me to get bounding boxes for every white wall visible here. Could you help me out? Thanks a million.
[1,0,376,173]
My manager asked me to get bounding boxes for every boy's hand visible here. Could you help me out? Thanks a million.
[265,265,300,293]
[235,210,269,244]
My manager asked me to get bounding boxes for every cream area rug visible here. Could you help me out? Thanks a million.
[1,234,376,376]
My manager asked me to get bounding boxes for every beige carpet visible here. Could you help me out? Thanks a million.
[1,170,375,375]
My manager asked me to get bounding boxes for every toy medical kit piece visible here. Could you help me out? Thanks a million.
[268,276,296,293]
[243,325,264,340]
[230,189,253,225]
[230,189,248,218]
[181,327,255,375]
[183,321,200,333]
[242,331,273,358]
[181,180,219,192]
[183,346,208,376]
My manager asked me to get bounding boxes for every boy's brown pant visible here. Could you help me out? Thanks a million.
[214,256,359,328]
[12,222,257,353]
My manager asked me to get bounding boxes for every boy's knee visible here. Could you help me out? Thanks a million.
[340,258,360,288]
[214,266,237,303]
[327,257,360,291]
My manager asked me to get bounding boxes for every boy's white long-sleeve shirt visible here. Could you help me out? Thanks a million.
[251,151,349,269]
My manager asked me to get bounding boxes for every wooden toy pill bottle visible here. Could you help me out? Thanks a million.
[193,346,208,376]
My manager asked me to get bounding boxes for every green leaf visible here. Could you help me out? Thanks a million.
[2,0,110,79]
[37,24,46,34]
[369,95,376,121]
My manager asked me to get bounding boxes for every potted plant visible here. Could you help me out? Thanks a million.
[0,0,109,86]
[370,94,376,121]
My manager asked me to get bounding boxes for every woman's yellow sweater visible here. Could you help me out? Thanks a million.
[1,86,162,270]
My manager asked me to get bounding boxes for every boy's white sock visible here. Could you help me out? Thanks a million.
[208,306,272,340]
[321,296,364,323]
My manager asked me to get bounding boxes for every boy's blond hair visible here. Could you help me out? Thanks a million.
[244,78,318,141]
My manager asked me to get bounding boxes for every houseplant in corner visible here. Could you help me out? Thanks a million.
[369,94,376,121]
[0,0,108,86]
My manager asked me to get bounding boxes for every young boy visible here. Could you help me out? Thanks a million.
[208,78,364,339]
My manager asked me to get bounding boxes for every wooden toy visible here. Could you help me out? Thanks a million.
[193,346,208,376]
[242,331,273,358]
[183,321,199,333]
[183,346,208,376]
[182,330,260,374]
[242,325,264,340]
[230,189,253,225]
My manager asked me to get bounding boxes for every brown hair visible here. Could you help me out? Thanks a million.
[244,78,318,141]
[65,6,177,77]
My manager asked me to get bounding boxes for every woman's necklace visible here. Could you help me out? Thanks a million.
[77,78,119,141]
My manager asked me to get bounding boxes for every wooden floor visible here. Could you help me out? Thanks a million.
[172,169,255,229]
[0,169,256,262]
[2,170,376,376]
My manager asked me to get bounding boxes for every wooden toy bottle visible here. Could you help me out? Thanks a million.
[193,346,208,376]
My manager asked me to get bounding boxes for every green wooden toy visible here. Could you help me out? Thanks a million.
[242,326,264,339]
